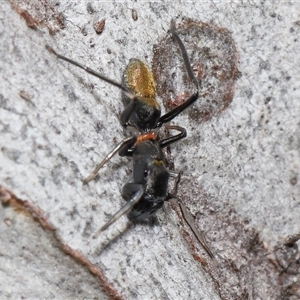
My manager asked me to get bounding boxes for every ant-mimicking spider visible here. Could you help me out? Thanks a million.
[46,20,215,262]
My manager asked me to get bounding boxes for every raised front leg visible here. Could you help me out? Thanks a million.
[93,184,145,238]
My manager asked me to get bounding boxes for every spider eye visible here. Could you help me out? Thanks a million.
[144,170,149,178]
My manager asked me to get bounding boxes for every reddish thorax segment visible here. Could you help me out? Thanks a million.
[123,59,160,109]
[135,132,157,145]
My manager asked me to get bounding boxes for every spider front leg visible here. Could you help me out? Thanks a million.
[167,174,217,264]
[93,185,145,238]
